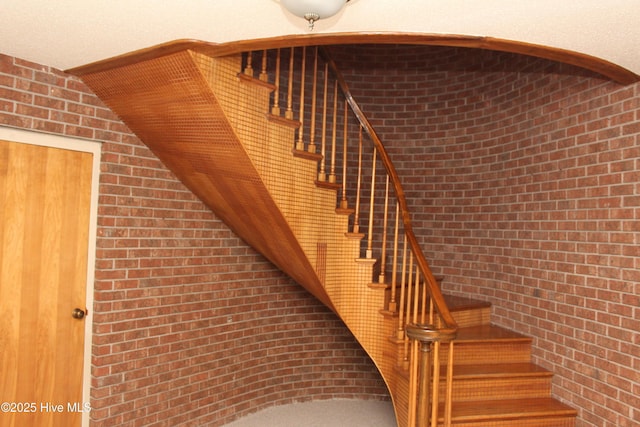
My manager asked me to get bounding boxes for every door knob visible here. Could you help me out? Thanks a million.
[72,308,86,320]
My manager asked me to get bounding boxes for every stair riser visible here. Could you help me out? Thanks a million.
[439,377,552,402]
[442,416,576,427]
[383,306,491,331]
[440,342,531,365]
[451,308,491,328]
[385,338,533,368]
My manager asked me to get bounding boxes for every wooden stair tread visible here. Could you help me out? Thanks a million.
[236,72,276,91]
[315,179,341,191]
[267,113,300,128]
[446,397,577,422]
[448,363,553,379]
[292,148,322,162]
[454,324,532,343]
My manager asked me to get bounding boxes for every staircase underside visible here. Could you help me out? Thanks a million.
[79,49,334,309]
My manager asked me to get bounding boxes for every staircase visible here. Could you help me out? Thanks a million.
[69,42,576,427]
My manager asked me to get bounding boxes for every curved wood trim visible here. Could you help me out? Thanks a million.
[67,33,639,84]
[319,47,459,331]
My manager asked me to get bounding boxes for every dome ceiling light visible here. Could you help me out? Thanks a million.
[281,0,351,30]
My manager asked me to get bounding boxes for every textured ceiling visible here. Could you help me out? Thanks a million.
[2,0,639,78]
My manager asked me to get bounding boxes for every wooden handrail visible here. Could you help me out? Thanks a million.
[320,47,458,335]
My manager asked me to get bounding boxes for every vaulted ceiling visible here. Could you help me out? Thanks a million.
[3,0,640,83]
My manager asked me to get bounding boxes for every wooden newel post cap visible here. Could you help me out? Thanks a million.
[406,323,457,343]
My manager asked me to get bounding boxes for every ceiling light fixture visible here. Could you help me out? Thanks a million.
[281,0,350,30]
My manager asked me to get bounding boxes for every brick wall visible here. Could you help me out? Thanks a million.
[0,53,390,426]
[332,44,639,427]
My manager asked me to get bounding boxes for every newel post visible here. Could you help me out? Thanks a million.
[406,323,457,427]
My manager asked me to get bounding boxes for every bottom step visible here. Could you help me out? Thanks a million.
[440,397,577,427]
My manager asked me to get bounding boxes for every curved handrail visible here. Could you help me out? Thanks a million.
[320,47,458,336]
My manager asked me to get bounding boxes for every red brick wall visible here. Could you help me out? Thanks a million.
[333,44,639,427]
[0,53,390,426]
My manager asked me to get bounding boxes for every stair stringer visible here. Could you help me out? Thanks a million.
[198,53,400,414]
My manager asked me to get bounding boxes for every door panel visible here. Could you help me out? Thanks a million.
[1,140,93,427]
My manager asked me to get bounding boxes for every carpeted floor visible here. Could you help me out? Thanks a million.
[222,399,397,427]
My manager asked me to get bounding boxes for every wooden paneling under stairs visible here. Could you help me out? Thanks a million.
[410,296,578,426]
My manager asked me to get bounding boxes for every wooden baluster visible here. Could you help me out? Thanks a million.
[421,273,429,324]
[408,339,420,427]
[318,63,329,182]
[366,147,377,258]
[403,252,414,362]
[396,235,408,339]
[259,49,268,82]
[243,51,253,76]
[378,175,390,283]
[431,342,441,427]
[412,265,420,326]
[295,47,306,151]
[329,81,338,184]
[271,49,281,116]
[416,342,433,427]
[339,100,349,209]
[428,292,434,325]
[352,126,363,233]
[285,47,294,120]
[308,47,318,154]
[388,203,400,311]
[444,343,455,427]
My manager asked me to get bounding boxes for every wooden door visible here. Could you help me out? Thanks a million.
[0,139,93,427]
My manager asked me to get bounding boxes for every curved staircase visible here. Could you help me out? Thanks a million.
[70,42,576,427]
